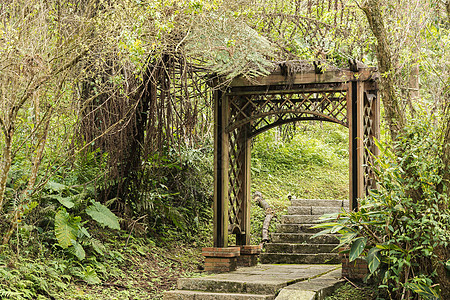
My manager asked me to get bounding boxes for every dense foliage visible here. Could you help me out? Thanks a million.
[315,118,450,299]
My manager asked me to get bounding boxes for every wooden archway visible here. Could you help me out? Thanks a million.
[213,61,380,248]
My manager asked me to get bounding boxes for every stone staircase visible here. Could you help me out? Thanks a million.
[163,264,342,300]
[260,199,348,265]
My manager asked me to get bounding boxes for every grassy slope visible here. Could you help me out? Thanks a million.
[251,122,349,200]
[250,122,349,243]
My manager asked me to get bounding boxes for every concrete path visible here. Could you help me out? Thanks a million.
[164,264,344,299]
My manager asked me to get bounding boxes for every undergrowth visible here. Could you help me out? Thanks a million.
[325,282,385,300]
[0,121,351,298]
[0,233,203,300]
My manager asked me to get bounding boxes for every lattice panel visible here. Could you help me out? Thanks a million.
[227,128,243,234]
[362,91,378,195]
[226,91,348,136]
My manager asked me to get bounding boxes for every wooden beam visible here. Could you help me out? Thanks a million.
[229,68,378,87]
[228,84,347,96]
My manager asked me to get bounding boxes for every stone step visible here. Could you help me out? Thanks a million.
[287,206,344,215]
[265,243,337,254]
[259,253,340,264]
[291,199,349,208]
[281,215,325,224]
[271,233,339,244]
[177,277,281,295]
[276,224,322,234]
[163,290,275,300]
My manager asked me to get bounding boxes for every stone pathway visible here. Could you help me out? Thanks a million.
[163,264,344,300]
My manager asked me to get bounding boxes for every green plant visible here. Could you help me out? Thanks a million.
[54,200,120,261]
[325,282,384,300]
[314,118,450,299]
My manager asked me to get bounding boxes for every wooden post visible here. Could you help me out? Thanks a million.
[213,90,229,248]
[348,81,357,211]
[356,81,365,201]
[236,120,251,246]
[349,80,364,211]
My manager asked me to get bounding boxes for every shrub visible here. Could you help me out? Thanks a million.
[314,118,450,299]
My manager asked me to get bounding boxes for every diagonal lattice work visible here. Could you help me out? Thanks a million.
[362,90,378,195]
[228,129,243,233]
[226,90,348,137]
[225,89,349,235]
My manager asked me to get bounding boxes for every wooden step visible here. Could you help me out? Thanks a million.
[271,233,339,244]
[259,253,340,264]
[163,290,275,300]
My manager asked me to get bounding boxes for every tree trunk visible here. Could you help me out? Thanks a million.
[253,192,274,242]
[2,113,51,245]
[447,1,450,23]
[361,0,406,141]
[0,127,13,213]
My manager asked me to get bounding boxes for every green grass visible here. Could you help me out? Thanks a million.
[251,122,349,201]
[325,283,386,300]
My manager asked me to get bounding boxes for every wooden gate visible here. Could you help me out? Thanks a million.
[213,61,379,247]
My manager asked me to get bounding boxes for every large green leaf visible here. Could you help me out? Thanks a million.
[86,201,120,230]
[339,231,358,246]
[91,238,106,256]
[366,247,381,273]
[349,237,367,262]
[46,181,67,192]
[80,266,101,285]
[409,282,440,300]
[47,195,74,209]
[54,209,79,249]
[71,241,86,261]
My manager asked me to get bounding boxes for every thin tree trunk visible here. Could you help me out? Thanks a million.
[254,192,274,242]
[447,1,450,23]
[2,114,51,245]
[0,128,13,213]
[361,0,406,141]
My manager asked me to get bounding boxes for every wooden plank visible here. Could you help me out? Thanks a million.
[213,91,229,248]
[229,68,377,87]
[356,81,365,202]
[228,84,347,96]
[348,82,355,211]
